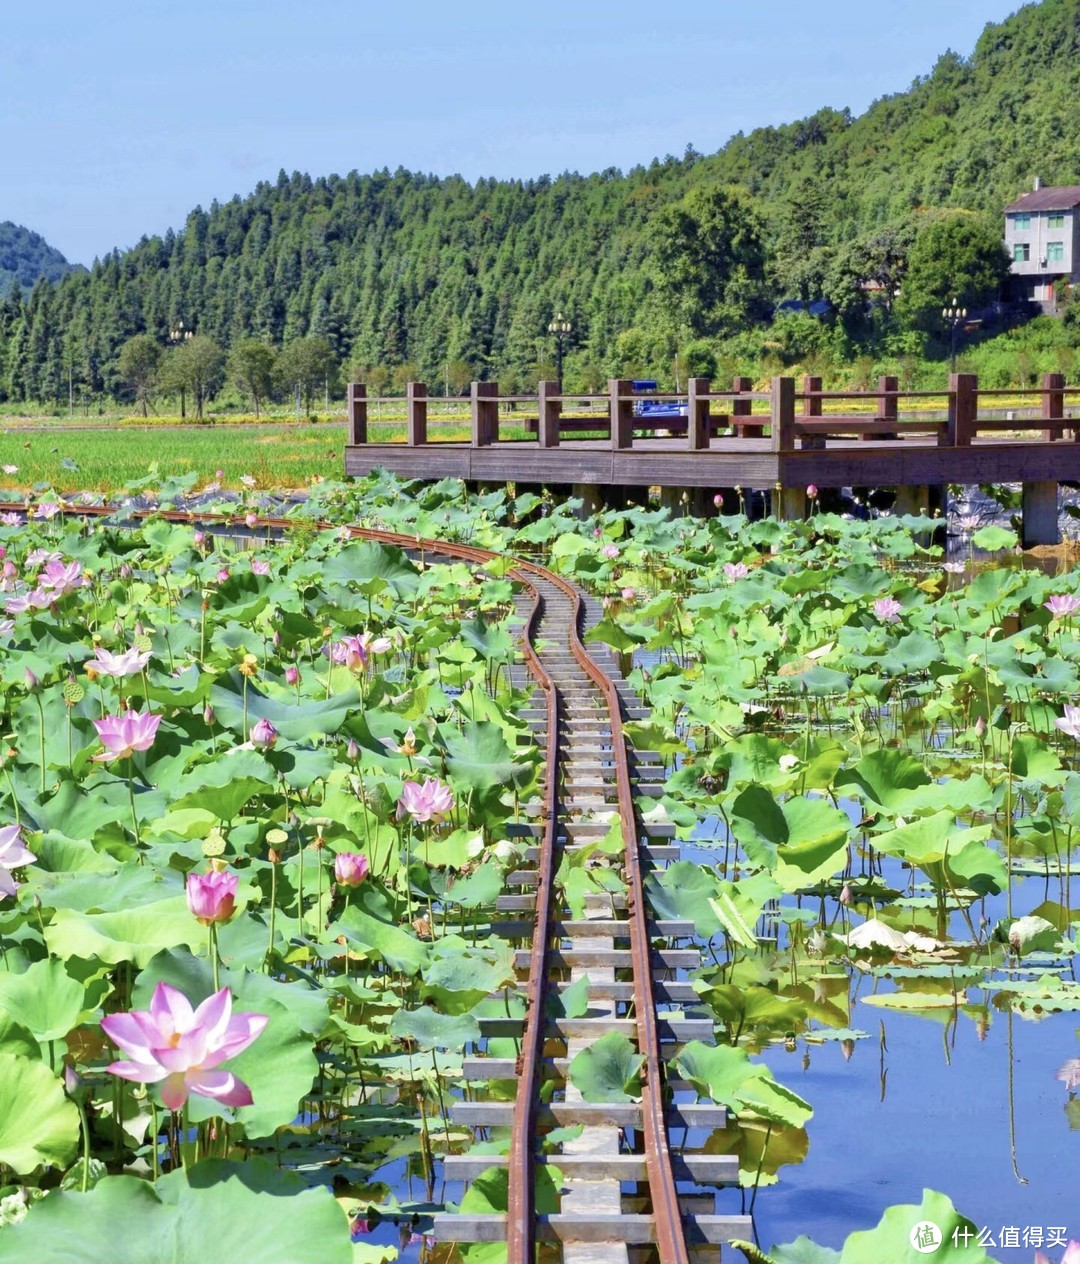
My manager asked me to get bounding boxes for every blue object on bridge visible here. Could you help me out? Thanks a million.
[631,380,688,418]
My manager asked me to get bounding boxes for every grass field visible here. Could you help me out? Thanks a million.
[0,419,546,491]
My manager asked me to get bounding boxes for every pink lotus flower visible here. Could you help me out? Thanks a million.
[39,559,84,595]
[1,560,15,581]
[187,870,238,925]
[873,596,902,624]
[1045,594,1080,619]
[0,619,12,639]
[244,513,258,529]
[193,531,207,548]
[0,825,35,898]
[25,549,61,568]
[251,558,271,576]
[397,777,454,824]
[1056,1058,1080,1090]
[621,586,636,601]
[92,645,152,678]
[250,718,278,749]
[284,665,300,686]
[602,544,619,560]
[334,852,370,886]
[713,493,724,508]
[93,710,162,761]
[360,630,393,656]
[1056,705,1080,741]
[33,502,60,520]
[240,474,256,488]
[216,568,231,583]
[723,562,749,581]
[943,561,966,574]
[6,588,53,614]
[957,515,980,533]
[101,982,267,1111]
[806,484,818,499]
[0,513,21,527]
[328,636,368,671]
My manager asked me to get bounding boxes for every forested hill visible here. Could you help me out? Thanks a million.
[2,0,1079,403]
[0,223,80,295]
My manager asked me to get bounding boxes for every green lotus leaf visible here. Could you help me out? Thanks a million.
[770,1236,841,1263]
[645,861,721,938]
[567,1031,643,1103]
[320,540,420,597]
[0,959,98,1043]
[390,1006,480,1051]
[730,787,850,890]
[336,884,429,976]
[673,1041,812,1127]
[834,750,931,812]
[444,720,537,792]
[46,896,204,967]
[421,942,515,1015]
[0,1163,352,1264]
[839,1188,989,1263]
[0,1053,79,1174]
[970,524,1017,552]
[210,673,362,741]
[170,749,277,819]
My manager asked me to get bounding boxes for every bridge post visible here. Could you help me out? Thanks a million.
[687,377,711,450]
[610,379,634,449]
[877,374,898,441]
[471,381,499,447]
[347,384,368,445]
[538,380,561,448]
[406,381,428,445]
[946,373,976,446]
[731,375,760,437]
[1042,371,1066,441]
[1022,481,1060,547]
[800,374,823,450]
[769,377,796,451]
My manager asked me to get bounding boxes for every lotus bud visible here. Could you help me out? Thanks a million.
[2,560,16,580]
[251,717,278,749]
[63,1063,83,1098]
[974,714,986,739]
[268,848,281,865]
[23,668,38,692]
[216,568,230,583]
[186,870,237,925]
[272,630,282,649]
[203,703,215,726]
[245,512,258,529]
[839,882,853,906]
[334,852,369,887]
[119,563,133,580]
[841,1039,855,1062]
[285,665,300,686]
[346,737,360,762]
[193,530,206,548]
[713,493,723,508]
[807,483,819,499]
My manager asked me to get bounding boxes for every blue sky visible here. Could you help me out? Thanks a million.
[5,0,1020,264]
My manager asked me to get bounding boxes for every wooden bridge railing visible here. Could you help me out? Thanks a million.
[346,374,1080,450]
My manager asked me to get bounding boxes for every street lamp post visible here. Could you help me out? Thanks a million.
[547,312,572,384]
[168,321,193,418]
[942,300,967,375]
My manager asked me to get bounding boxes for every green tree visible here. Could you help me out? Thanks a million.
[228,338,277,417]
[171,334,225,421]
[893,212,1010,334]
[276,336,336,415]
[446,358,472,396]
[649,185,768,340]
[117,334,162,417]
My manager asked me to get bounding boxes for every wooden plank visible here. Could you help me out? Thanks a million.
[442,1153,739,1183]
[430,1213,753,1244]
[452,1101,729,1128]
[512,947,699,968]
[475,1015,712,1040]
[406,381,428,445]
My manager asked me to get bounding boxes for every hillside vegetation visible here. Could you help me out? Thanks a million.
[1,0,1078,407]
[0,223,79,296]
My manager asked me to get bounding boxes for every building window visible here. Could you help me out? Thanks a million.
[1014,214,1031,230]
[1013,243,1030,262]
[1047,240,1065,263]
[1048,213,1066,228]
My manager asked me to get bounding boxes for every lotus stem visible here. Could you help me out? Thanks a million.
[127,757,142,849]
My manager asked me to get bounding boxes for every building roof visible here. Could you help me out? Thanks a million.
[1005,185,1080,213]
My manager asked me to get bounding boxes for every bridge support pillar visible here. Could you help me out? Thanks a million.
[658,486,687,517]
[775,485,805,522]
[893,485,930,517]
[1022,481,1060,547]
[571,483,604,520]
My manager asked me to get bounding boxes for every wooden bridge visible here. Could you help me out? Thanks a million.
[343,373,1080,545]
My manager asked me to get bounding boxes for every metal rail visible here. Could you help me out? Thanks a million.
[1,500,694,1260]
